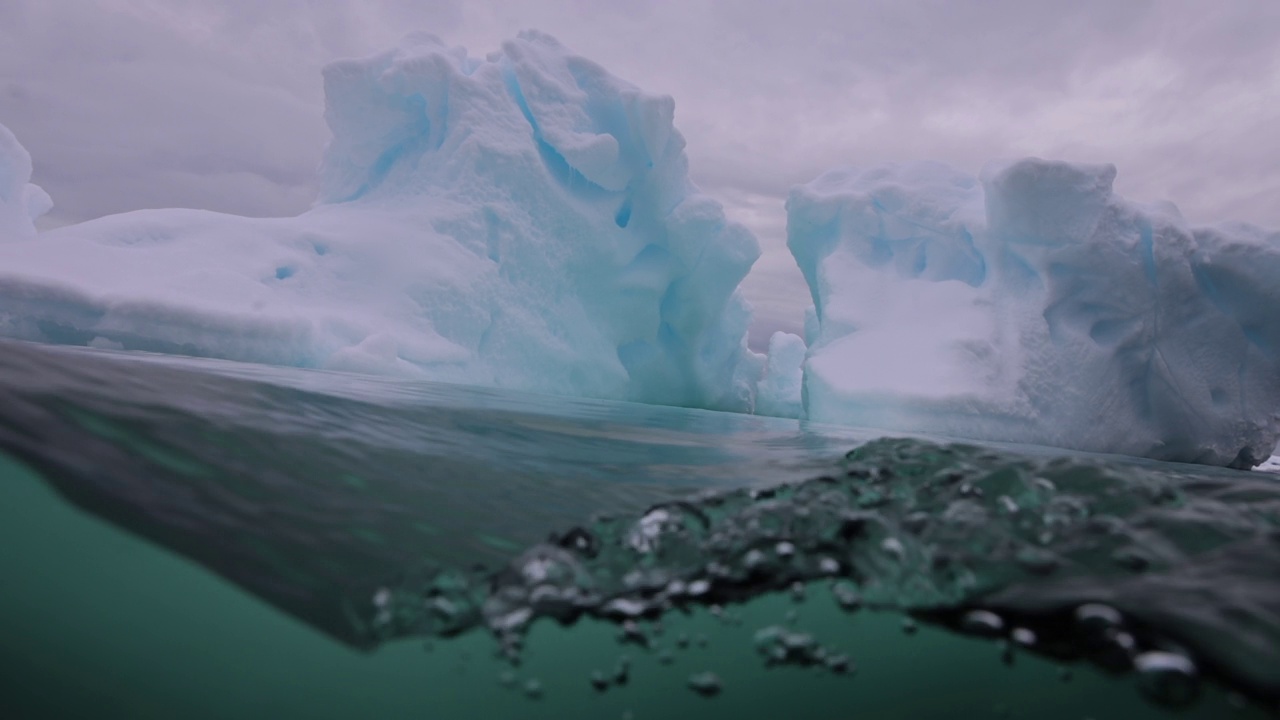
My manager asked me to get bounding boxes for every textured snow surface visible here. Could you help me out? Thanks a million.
[0,33,762,411]
[789,159,1280,467]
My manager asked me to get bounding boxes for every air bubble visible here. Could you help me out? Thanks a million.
[789,581,807,602]
[999,640,1014,666]
[627,503,708,555]
[824,653,854,675]
[613,657,631,686]
[755,626,816,666]
[1011,627,1036,647]
[830,582,862,613]
[617,620,650,648]
[1112,548,1151,572]
[902,511,931,533]
[1033,477,1056,493]
[601,597,649,619]
[1015,547,1059,575]
[555,526,599,557]
[1075,603,1132,669]
[1090,629,1138,671]
[1075,603,1124,631]
[880,537,906,561]
[742,549,768,572]
[1111,632,1136,652]
[687,671,722,697]
[959,609,1004,637]
[1134,651,1200,708]
[590,670,610,692]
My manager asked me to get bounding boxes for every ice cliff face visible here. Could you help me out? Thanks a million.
[788,159,1280,467]
[0,32,763,411]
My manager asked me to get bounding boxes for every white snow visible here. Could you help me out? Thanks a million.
[0,32,763,412]
[789,159,1280,467]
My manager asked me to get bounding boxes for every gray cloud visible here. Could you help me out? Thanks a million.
[2,0,1277,346]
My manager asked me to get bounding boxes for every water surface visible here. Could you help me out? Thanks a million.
[0,340,1276,718]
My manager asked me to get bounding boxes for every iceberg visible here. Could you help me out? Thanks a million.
[788,159,1280,467]
[0,123,52,243]
[3,30,1278,467]
[0,32,762,412]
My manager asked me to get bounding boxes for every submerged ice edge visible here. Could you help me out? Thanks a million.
[361,438,1280,709]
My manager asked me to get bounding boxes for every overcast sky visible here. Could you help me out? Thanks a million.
[2,0,1278,345]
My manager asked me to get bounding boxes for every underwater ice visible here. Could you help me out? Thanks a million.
[0,32,762,411]
[788,159,1280,467]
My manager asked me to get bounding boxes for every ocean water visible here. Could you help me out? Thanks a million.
[0,339,1276,719]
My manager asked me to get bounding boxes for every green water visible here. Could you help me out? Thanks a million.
[0,453,1263,720]
[1,341,1277,717]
